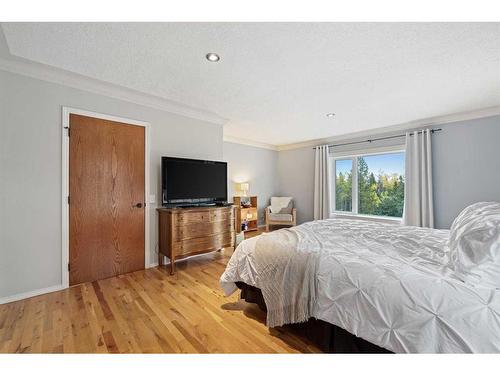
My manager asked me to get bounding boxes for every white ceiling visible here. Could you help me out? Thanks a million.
[2,23,500,146]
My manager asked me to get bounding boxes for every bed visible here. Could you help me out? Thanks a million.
[220,203,500,353]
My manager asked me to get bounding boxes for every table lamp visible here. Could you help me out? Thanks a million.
[237,182,249,197]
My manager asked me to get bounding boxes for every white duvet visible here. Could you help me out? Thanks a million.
[220,218,500,353]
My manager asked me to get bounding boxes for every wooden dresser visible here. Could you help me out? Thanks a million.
[157,206,235,274]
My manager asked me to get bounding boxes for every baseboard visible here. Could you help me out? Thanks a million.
[1,253,223,304]
[1,262,159,304]
[0,284,65,305]
[1,260,178,304]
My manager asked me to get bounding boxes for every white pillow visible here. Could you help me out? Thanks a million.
[270,197,293,214]
[449,202,500,289]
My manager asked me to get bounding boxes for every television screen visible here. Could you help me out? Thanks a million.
[161,157,227,205]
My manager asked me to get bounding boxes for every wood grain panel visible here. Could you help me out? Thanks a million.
[209,209,233,223]
[174,232,234,257]
[69,114,145,285]
[173,221,234,241]
[175,211,211,225]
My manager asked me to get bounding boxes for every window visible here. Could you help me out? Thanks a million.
[334,159,353,212]
[331,151,405,219]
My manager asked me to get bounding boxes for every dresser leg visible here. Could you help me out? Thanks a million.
[170,258,175,275]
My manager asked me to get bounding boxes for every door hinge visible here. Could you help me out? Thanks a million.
[64,126,70,137]
[68,263,70,271]
[67,196,70,205]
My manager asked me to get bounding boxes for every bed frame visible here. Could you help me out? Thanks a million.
[236,282,391,353]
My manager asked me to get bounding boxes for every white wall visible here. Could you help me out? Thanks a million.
[223,142,279,225]
[2,64,499,302]
[0,69,223,300]
[432,115,500,228]
[277,146,315,224]
[277,115,500,229]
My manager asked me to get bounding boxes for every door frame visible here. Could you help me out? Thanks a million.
[61,107,151,288]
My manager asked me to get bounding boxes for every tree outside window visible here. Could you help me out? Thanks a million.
[333,152,405,218]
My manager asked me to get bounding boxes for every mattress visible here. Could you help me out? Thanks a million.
[220,218,500,353]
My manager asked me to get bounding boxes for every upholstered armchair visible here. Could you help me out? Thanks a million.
[265,197,297,231]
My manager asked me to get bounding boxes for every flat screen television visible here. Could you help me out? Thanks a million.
[161,157,227,207]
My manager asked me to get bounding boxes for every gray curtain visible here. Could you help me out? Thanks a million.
[313,145,331,220]
[403,129,434,228]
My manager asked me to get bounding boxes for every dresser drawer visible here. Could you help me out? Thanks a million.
[210,209,233,223]
[174,231,234,257]
[176,207,234,225]
[173,220,233,241]
[176,211,210,225]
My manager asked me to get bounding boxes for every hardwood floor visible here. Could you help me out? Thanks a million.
[0,243,321,353]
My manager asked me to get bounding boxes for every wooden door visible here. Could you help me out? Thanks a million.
[69,114,145,285]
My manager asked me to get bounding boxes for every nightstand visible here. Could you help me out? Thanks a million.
[233,196,258,233]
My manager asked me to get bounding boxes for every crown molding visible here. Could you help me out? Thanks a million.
[223,135,279,151]
[276,105,500,151]
[1,53,498,150]
[224,105,500,151]
[0,56,227,126]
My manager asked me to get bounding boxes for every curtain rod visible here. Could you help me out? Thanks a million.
[312,128,442,149]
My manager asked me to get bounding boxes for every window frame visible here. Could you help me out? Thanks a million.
[330,145,405,223]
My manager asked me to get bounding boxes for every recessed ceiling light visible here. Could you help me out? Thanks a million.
[326,113,335,118]
[206,53,220,62]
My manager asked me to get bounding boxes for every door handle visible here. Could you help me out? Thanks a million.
[133,203,144,208]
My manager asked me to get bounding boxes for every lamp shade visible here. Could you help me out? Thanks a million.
[238,183,249,192]
[236,182,250,196]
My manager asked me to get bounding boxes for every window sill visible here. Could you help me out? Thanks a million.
[331,212,402,224]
